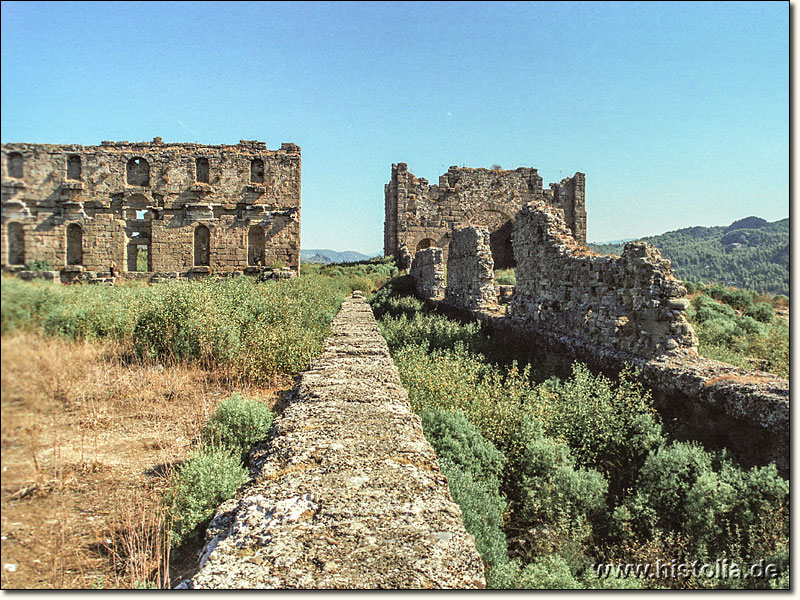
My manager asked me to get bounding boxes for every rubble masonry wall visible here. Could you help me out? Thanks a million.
[409,247,445,301]
[509,203,698,358]
[1,139,301,275]
[443,226,496,311]
[184,294,485,589]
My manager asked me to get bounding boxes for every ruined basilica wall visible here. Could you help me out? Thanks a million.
[384,162,586,267]
[509,203,698,358]
[1,139,301,274]
[443,226,496,311]
[409,247,445,301]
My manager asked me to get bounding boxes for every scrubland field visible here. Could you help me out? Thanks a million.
[0,261,788,589]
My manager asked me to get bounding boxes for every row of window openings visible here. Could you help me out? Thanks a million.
[4,153,267,185]
[6,224,269,269]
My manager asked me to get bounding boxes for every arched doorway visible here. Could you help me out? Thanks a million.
[66,223,83,265]
[416,238,437,252]
[194,225,210,267]
[248,225,265,266]
[7,222,24,265]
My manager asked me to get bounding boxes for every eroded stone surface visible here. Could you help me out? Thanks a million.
[384,163,585,267]
[409,247,445,301]
[1,140,300,276]
[509,203,698,358]
[182,294,485,589]
[443,226,496,311]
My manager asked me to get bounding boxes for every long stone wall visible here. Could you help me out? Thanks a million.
[384,163,586,268]
[409,247,445,301]
[426,203,786,473]
[443,226,496,311]
[509,203,698,358]
[181,293,485,589]
[1,139,301,276]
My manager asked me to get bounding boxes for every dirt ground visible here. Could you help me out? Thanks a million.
[1,331,287,589]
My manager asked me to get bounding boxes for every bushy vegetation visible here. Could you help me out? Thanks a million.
[202,393,275,462]
[166,392,278,546]
[494,268,516,286]
[165,447,248,546]
[683,283,788,378]
[300,256,398,297]
[1,274,350,383]
[371,280,789,589]
[589,217,788,296]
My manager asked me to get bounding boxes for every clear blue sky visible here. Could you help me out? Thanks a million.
[1,1,788,252]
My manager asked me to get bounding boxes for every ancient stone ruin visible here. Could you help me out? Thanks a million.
[404,187,787,474]
[385,163,585,269]
[408,247,445,301]
[1,139,301,281]
[442,227,496,311]
[183,294,485,589]
[509,203,698,357]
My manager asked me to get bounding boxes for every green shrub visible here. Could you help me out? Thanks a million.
[165,448,248,546]
[734,315,766,337]
[527,364,664,497]
[494,269,516,286]
[744,302,775,324]
[692,294,736,323]
[202,393,275,462]
[515,430,607,527]
[26,259,53,271]
[421,408,505,488]
[439,458,509,571]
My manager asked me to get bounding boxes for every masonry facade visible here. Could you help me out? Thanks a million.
[1,139,301,277]
[384,163,585,269]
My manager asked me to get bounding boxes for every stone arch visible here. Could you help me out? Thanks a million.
[7,152,23,179]
[126,157,150,186]
[473,209,515,270]
[67,155,82,180]
[194,224,210,267]
[250,158,265,183]
[7,222,25,265]
[196,157,209,183]
[416,238,437,252]
[248,224,265,266]
[489,219,515,270]
[66,223,83,265]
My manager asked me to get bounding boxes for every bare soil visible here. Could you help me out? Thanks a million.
[1,331,288,589]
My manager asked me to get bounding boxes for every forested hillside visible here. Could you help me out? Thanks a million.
[589,217,789,296]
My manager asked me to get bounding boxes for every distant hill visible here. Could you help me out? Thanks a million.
[300,249,381,264]
[588,217,789,296]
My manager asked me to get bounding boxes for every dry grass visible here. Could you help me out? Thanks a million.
[1,331,287,589]
[704,373,774,387]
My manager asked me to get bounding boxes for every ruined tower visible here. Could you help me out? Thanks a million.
[384,163,586,268]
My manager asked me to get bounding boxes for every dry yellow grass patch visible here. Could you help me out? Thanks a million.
[1,331,286,589]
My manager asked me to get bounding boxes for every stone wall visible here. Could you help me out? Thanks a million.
[409,247,445,300]
[384,163,585,268]
[509,203,698,358]
[474,311,789,475]
[443,227,496,311]
[182,294,485,589]
[1,139,301,276]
